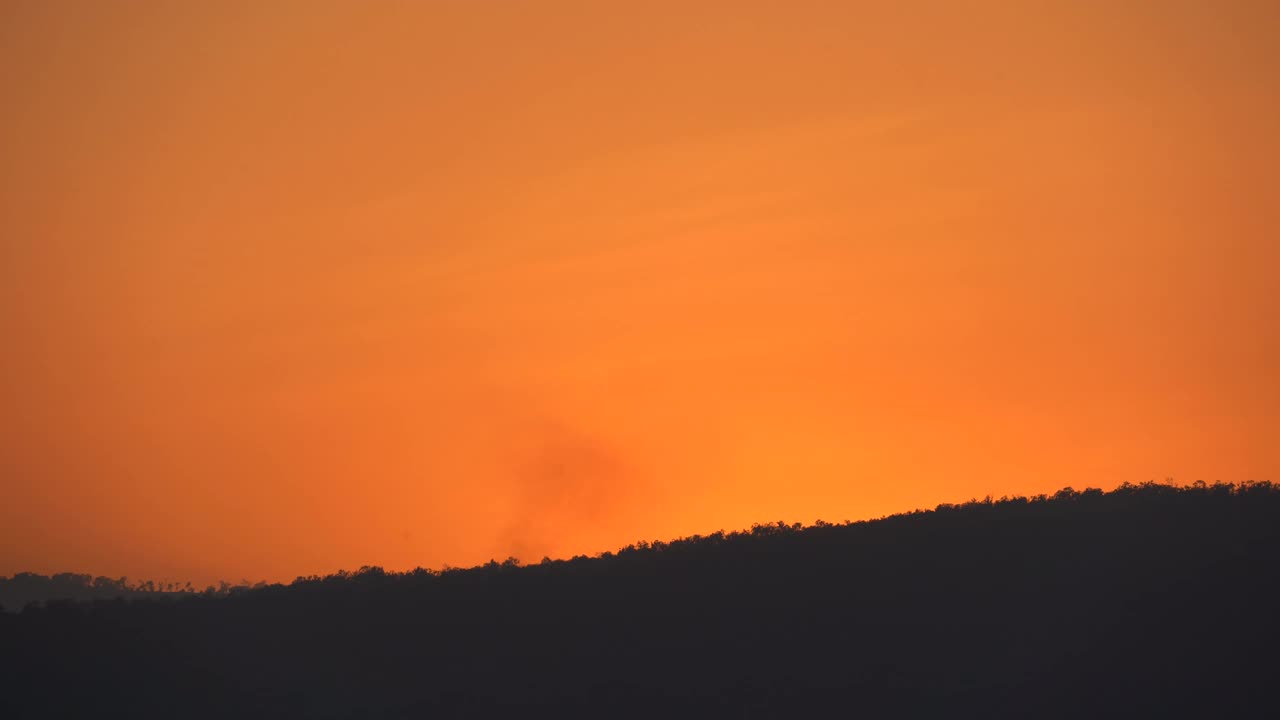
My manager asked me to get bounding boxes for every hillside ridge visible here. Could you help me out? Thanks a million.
[3,481,1277,719]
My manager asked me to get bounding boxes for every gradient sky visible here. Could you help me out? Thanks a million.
[2,1,1277,585]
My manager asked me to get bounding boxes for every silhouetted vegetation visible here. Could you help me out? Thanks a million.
[2,482,1277,718]
[0,573,259,614]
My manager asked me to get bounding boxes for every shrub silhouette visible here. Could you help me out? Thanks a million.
[0,573,205,613]
[1,481,1277,719]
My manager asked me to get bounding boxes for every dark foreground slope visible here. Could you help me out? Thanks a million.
[2,483,1278,719]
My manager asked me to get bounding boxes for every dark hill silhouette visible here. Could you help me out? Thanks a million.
[0,573,206,613]
[2,482,1277,718]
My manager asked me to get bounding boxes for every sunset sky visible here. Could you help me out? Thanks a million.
[2,1,1277,585]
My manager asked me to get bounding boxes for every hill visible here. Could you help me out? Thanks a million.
[2,482,1277,718]
[0,574,205,613]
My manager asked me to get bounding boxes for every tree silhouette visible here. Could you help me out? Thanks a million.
[1,481,1277,719]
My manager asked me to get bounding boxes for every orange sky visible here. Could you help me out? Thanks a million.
[2,1,1277,585]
